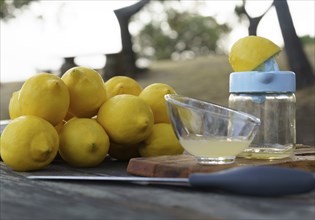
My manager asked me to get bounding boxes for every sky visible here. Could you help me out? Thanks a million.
[1,0,314,83]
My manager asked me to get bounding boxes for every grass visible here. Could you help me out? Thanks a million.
[137,54,232,105]
[1,45,314,145]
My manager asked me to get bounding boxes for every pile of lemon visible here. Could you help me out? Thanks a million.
[0,67,183,171]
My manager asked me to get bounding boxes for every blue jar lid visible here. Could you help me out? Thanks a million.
[229,71,296,93]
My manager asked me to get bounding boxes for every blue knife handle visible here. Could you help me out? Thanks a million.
[188,166,315,196]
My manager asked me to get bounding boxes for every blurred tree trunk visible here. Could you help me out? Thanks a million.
[274,0,315,89]
[60,57,76,77]
[235,0,273,35]
[104,0,150,80]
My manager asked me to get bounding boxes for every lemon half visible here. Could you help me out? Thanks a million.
[229,36,281,72]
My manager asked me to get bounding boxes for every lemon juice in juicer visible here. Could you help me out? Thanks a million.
[180,137,252,158]
[228,36,296,159]
[165,94,260,165]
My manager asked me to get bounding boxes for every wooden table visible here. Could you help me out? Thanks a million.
[1,157,315,220]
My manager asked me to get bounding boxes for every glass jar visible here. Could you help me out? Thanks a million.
[229,71,296,159]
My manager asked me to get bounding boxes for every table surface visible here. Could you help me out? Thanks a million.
[1,157,315,220]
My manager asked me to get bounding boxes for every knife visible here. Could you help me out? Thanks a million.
[28,166,315,196]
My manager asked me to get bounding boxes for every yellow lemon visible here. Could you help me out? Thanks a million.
[18,73,70,126]
[139,83,176,123]
[108,142,140,161]
[97,94,154,145]
[104,76,143,99]
[61,66,107,118]
[59,118,110,167]
[8,90,22,119]
[229,36,281,72]
[0,116,59,171]
[139,123,183,157]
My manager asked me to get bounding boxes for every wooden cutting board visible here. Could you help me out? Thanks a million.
[127,144,315,177]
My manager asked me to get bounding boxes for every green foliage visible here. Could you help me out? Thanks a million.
[300,35,315,45]
[133,9,230,60]
[234,1,246,19]
[0,0,37,21]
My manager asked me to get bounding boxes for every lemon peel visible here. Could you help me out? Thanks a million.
[61,66,107,118]
[97,94,154,145]
[139,83,176,123]
[0,116,59,171]
[108,142,140,161]
[139,123,184,157]
[104,76,143,99]
[58,118,110,167]
[8,90,22,119]
[18,73,70,126]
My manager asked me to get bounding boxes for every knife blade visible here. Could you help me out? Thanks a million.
[28,175,189,185]
[28,166,315,196]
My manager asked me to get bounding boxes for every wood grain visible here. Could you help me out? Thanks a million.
[127,145,315,177]
[2,148,315,220]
